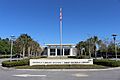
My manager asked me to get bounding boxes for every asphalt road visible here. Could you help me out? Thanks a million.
[0,68,120,80]
[0,59,120,80]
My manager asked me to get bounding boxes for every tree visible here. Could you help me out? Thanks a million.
[76,41,86,57]
[14,34,42,58]
[86,37,94,58]
[92,36,98,59]
[0,38,11,55]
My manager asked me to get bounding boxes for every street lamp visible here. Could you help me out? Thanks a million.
[10,35,15,61]
[112,34,117,61]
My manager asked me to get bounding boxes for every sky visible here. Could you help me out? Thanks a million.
[0,0,120,45]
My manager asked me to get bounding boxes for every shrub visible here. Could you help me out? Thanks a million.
[68,56,77,58]
[30,56,47,59]
[77,55,89,59]
[16,64,106,69]
[40,56,47,58]
[2,59,29,67]
[93,59,120,67]
[0,55,10,59]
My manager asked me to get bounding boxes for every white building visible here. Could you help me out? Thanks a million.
[45,44,77,57]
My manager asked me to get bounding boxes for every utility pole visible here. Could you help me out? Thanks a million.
[112,34,117,61]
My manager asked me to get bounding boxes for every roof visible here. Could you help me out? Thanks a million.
[45,44,75,46]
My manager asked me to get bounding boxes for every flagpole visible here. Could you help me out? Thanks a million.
[60,8,62,58]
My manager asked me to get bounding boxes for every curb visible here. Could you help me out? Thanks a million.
[0,65,15,71]
[16,67,120,72]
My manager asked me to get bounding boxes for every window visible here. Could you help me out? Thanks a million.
[64,49,70,55]
[50,49,55,56]
[57,49,63,55]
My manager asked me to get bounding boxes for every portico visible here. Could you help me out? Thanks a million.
[46,44,76,57]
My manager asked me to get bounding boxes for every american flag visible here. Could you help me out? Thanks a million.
[60,8,62,21]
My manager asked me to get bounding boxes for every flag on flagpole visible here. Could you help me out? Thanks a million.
[60,8,62,21]
[60,8,62,57]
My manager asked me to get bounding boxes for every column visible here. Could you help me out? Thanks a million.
[70,48,73,56]
[63,48,64,56]
[48,47,50,57]
[55,48,57,56]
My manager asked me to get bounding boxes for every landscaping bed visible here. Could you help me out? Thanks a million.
[0,55,10,59]
[2,59,29,67]
[93,59,120,67]
[15,64,106,69]
[2,58,106,69]
[3,58,120,69]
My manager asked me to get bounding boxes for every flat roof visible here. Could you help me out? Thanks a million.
[45,44,75,46]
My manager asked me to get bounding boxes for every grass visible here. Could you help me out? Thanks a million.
[15,64,106,69]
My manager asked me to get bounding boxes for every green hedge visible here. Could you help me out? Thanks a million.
[3,58,120,68]
[68,56,77,58]
[16,64,105,69]
[0,55,10,59]
[2,59,29,67]
[93,59,120,67]
[77,55,90,59]
[29,56,47,59]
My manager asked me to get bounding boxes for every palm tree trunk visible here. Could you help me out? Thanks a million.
[28,47,30,58]
[95,51,97,59]
[89,48,91,58]
[22,47,25,58]
[95,42,97,59]
[35,52,37,57]
[106,52,107,59]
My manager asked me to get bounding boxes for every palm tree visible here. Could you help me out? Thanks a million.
[76,41,86,57]
[15,34,43,58]
[97,40,102,51]
[86,37,93,58]
[93,36,98,59]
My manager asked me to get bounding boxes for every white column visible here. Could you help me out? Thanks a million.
[55,48,57,56]
[63,48,64,56]
[48,48,50,57]
[70,48,73,56]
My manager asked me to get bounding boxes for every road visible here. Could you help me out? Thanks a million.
[0,59,120,80]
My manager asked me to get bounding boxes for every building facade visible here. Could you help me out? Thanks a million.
[45,44,77,57]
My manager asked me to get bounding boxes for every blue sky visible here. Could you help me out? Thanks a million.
[0,0,120,45]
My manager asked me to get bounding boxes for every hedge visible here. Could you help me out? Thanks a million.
[16,64,106,69]
[68,56,77,58]
[2,56,48,67]
[3,58,120,68]
[2,59,29,67]
[93,59,120,67]
[68,55,89,59]
[0,55,10,59]
[30,56,47,59]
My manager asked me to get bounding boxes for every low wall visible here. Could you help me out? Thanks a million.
[30,59,93,66]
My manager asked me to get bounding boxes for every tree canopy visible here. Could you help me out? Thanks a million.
[0,34,43,58]
[76,36,120,58]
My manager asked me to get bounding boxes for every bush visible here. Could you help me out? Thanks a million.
[40,56,47,58]
[77,55,89,59]
[0,55,10,59]
[2,59,29,67]
[68,56,77,58]
[93,59,120,67]
[30,56,47,59]
[16,64,106,69]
